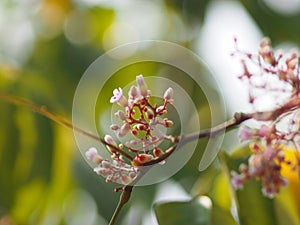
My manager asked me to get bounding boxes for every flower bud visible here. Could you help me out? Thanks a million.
[136,74,148,97]
[120,175,132,185]
[153,148,164,157]
[146,109,154,119]
[129,171,137,179]
[163,87,174,103]
[163,118,173,128]
[118,123,130,137]
[114,110,127,120]
[156,106,166,115]
[110,124,120,130]
[132,153,154,166]
[135,124,146,130]
[104,135,118,153]
[128,85,140,101]
[94,167,112,177]
[85,147,103,164]
[131,129,138,136]
[101,160,112,168]
[259,37,275,65]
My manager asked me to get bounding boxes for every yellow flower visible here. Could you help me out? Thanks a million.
[280,149,300,211]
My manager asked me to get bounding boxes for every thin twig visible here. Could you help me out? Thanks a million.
[180,112,252,145]
[108,166,150,225]
[0,94,134,161]
[109,185,133,225]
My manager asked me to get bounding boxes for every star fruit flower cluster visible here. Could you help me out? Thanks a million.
[85,75,174,185]
[231,38,300,198]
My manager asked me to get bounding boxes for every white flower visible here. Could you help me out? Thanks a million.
[110,88,128,107]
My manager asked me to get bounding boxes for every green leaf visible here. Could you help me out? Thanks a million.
[211,204,238,225]
[220,151,279,225]
[274,183,300,225]
[240,0,300,45]
[154,199,211,225]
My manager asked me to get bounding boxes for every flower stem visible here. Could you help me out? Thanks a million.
[109,186,133,225]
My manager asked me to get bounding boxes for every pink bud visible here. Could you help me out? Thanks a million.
[136,75,148,97]
[104,135,118,153]
[115,110,127,120]
[94,167,112,176]
[156,106,166,115]
[118,123,130,137]
[163,87,174,103]
[110,124,120,130]
[85,147,98,161]
[128,85,141,101]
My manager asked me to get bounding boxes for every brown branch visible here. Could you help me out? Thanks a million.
[109,185,133,225]
[180,112,252,145]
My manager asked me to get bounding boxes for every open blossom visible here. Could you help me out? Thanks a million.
[238,126,254,141]
[85,147,102,162]
[110,88,128,107]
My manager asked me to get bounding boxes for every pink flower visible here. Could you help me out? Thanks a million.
[85,147,103,164]
[230,171,244,189]
[239,126,254,141]
[110,88,128,107]
[258,124,270,137]
[85,147,98,161]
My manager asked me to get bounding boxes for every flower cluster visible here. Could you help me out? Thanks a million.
[232,126,290,198]
[234,37,300,112]
[85,75,174,184]
[85,147,137,185]
[231,38,300,197]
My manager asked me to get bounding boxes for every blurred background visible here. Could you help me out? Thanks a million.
[1,0,300,224]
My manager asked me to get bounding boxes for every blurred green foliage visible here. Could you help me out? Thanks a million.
[1,0,300,224]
